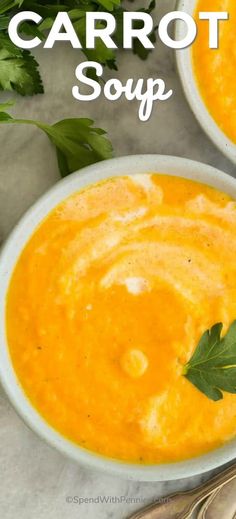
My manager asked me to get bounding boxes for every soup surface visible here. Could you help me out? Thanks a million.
[6,174,236,463]
[193,0,236,143]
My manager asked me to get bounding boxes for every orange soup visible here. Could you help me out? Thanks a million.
[193,0,236,143]
[6,174,236,463]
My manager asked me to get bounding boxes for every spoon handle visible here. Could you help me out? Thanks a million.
[128,463,236,519]
[197,477,236,519]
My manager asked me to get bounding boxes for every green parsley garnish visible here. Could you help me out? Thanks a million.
[0,0,156,96]
[184,321,236,401]
[0,101,113,176]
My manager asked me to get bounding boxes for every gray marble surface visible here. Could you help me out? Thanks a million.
[0,1,235,518]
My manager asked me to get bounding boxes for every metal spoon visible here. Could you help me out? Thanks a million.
[197,477,236,519]
[128,463,236,519]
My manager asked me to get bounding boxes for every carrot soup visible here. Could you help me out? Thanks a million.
[193,0,236,143]
[6,174,236,463]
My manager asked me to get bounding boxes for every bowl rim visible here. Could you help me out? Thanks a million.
[175,0,236,165]
[1,153,236,482]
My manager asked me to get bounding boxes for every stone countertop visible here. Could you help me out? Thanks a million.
[0,1,235,518]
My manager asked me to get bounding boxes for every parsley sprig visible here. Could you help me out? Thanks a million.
[0,0,156,96]
[0,33,43,95]
[0,1,156,176]
[184,321,236,401]
[0,101,113,176]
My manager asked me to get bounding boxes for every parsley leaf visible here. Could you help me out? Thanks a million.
[73,15,117,71]
[0,98,15,119]
[40,117,114,176]
[94,0,121,10]
[0,16,10,31]
[0,0,24,16]
[0,33,43,95]
[132,1,157,61]
[183,321,236,401]
[0,102,113,176]
[112,0,156,61]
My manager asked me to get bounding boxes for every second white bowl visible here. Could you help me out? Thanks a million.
[176,0,236,165]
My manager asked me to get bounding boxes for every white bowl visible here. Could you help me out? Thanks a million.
[176,0,236,165]
[1,154,236,481]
